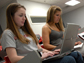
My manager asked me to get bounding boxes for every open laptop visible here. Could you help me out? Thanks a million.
[17,50,42,63]
[43,23,81,62]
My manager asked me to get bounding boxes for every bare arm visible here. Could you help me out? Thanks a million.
[42,25,56,50]
[37,43,50,53]
[6,47,24,63]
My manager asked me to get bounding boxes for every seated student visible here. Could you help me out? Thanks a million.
[42,5,82,50]
[42,5,84,57]
[0,3,83,63]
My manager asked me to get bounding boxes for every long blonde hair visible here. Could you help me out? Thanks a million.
[46,5,64,31]
[6,3,38,44]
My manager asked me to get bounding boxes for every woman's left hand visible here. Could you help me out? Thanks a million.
[75,41,82,45]
[53,49,60,55]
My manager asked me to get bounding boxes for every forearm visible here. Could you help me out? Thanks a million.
[42,48,49,52]
[44,44,56,50]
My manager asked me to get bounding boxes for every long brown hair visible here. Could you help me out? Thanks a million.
[46,5,64,31]
[6,3,38,44]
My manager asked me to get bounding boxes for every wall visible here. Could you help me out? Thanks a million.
[62,6,84,28]
[17,0,50,36]
[0,0,17,30]
[1,0,84,36]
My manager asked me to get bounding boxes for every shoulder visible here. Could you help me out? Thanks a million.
[42,24,49,30]
[3,29,12,33]
[42,24,51,33]
[2,29,14,37]
[3,29,13,34]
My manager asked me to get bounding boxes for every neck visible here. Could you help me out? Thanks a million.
[48,22,56,27]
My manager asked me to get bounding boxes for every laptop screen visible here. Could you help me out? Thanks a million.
[60,23,80,54]
[0,25,3,36]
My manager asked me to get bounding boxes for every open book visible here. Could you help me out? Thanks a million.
[77,27,84,40]
[78,32,84,40]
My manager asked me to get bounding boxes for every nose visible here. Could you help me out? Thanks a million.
[23,16,26,20]
[58,16,60,19]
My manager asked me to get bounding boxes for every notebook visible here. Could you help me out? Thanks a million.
[76,27,84,42]
[78,32,84,40]
[74,43,83,49]
[43,23,81,62]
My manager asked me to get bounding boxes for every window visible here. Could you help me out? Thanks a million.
[30,16,46,23]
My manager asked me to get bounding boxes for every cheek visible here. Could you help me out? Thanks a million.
[54,17,57,21]
[14,17,20,25]
[54,15,57,19]
[14,18,17,23]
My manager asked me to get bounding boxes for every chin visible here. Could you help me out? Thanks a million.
[22,24,24,26]
[20,25,24,27]
[55,22,59,23]
[55,21,59,23]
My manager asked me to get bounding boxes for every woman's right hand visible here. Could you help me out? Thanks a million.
[41,51,54,59]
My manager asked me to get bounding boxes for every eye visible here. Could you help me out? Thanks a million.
[56,14,59,16]
[19,15,23,17]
